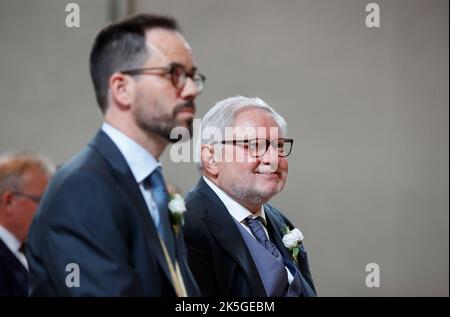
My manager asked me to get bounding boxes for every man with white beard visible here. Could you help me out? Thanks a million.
[184,96,316,297]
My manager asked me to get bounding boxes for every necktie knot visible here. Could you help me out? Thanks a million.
[147,167,168,196]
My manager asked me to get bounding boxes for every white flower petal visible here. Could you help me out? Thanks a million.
[282,233,298,249]
[291,228,304,241]
[168,194,187,213]
[282,227,304,249]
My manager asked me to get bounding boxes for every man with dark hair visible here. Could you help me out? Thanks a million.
[26,13,204,296]
[0,153,53,297]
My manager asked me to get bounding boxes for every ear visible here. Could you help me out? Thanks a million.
[109,73,134,110]
[201,145,219,177]
[1,191,14,215]
[1,191,13,206]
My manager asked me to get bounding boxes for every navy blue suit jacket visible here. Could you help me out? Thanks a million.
[183,178,317,297]
[26,130,200,296]
[0,238,28,297]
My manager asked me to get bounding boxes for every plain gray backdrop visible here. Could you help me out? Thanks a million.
[0,0,448,296]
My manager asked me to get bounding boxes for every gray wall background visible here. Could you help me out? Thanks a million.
[0,0,448,296]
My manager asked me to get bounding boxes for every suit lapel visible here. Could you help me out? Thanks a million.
[264,205,317,296]
[121,170,175,287]
[89,130,176,293]
[195,179,267,296]
[264,206,292,261]
[0,238,28,292]
[0,238,26,271]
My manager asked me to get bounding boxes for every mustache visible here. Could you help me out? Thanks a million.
[254,164,279,174]
[173,100,196,116]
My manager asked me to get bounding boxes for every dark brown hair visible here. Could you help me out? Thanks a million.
[89,13,180,113]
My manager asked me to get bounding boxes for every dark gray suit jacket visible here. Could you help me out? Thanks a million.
[26,130,200,296]
[183,178,317,297]
[0,238,27,297]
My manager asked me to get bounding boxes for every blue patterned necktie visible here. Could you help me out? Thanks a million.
[146,167,176,263]
[245,216,280,258]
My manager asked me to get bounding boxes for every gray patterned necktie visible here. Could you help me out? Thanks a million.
[245,216,280,258]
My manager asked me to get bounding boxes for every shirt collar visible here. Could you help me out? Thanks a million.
[102,122,161,183]
[0,225,21,254]
[203,176,266,225]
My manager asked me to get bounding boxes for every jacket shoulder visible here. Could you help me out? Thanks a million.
[35,145,125,226]
[184,189,209,222]
[265,204,296,228]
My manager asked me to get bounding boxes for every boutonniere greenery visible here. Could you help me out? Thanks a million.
[168,193,187,235]
[281,225,304,263]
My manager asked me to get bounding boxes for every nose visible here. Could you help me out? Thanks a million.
[260,142,279,166]
[179,77,199,100]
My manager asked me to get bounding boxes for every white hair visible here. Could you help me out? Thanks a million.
[195,95,288,171]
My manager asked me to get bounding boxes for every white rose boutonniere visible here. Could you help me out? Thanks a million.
[168,193,187,235]
[282,226,304,262]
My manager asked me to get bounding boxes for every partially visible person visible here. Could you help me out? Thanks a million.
[0,153,54,297]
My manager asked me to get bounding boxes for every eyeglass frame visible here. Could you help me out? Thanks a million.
[10,191,42,204]
[120,62,206,93]
[218,138,294,157]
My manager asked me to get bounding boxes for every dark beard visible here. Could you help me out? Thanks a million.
[135,100,195,143]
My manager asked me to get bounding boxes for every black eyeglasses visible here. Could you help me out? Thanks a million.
[121,63,206,93]
[219,138,294,157]
[11,192,42,204]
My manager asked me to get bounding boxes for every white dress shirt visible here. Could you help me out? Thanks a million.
[0,225,28,270]
[102,122,162,227]
[203,176,294,283]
